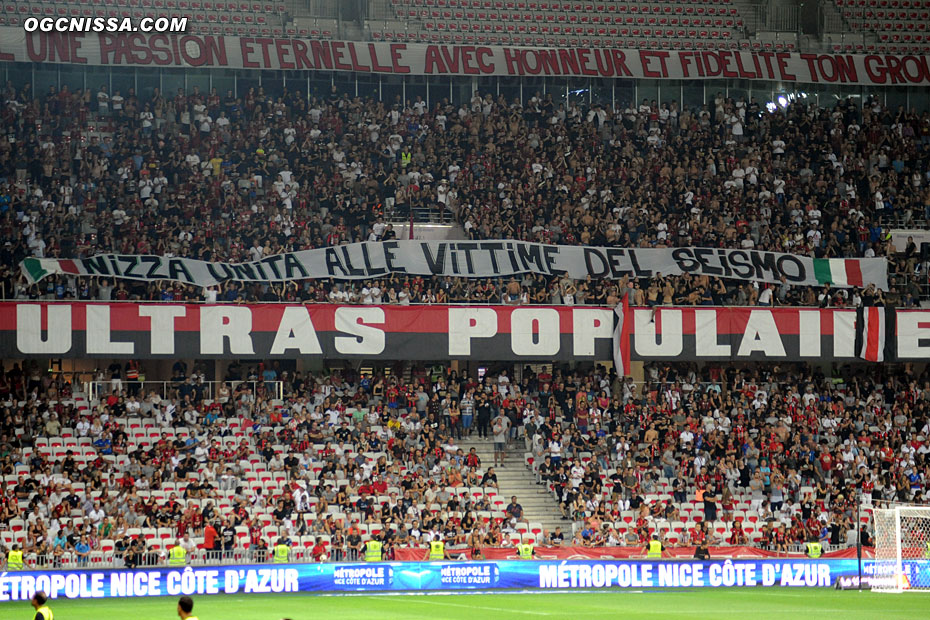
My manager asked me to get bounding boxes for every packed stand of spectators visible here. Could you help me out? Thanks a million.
[527,361,927,549]
[0,82,928,306]
[2,357,928,567]
[0,358,526,567]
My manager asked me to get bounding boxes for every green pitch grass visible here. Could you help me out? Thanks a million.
[5,589,928,619]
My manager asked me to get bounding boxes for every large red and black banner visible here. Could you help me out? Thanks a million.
[1,28,929,85]
[2,302,928,361]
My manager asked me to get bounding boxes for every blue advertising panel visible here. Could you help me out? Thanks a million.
[0,559,888,602]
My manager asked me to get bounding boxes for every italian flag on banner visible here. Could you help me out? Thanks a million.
[21,257,81,284]
[812,258,863,287]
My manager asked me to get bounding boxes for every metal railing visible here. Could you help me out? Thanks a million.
[820,1,850,34]
[84,380,285,403]
[384,204,453,225]
[743,1,800,34]
[367,0,396,21]
[295,0,340,18]
[9,290,927,305]
[4,541,850,571]
[5,546,468,571]
[9,548,275,571]
[880,214,929,230]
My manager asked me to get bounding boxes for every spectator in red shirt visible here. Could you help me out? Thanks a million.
[203,521,218,559]
[311,538,328,562]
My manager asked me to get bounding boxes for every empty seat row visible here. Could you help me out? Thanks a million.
[3,0,284,13]
[847,19,929,30]
[401,11,741,27]
[836,0,930,8]
[393,0,731,10]
[371,31,761,51]
[421,21,737,38]
[832,41,930,52]
[396,4,739,17]
[843,8,930,18]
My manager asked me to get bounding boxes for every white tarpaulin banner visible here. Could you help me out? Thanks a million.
[1,28,929,84]
[21,242,889,289]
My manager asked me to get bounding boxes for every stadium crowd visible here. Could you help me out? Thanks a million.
[0,83,928,306]
[0,66,929,569]
[0,357,925,567]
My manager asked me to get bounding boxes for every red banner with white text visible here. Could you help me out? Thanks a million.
[3,302,930,361]
[0,28,928,85]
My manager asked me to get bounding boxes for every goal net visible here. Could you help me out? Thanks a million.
[872,505,930,592]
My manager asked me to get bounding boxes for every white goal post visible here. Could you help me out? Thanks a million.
[872,505,930,592]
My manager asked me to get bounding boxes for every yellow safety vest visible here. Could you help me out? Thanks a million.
[168,545,187,565]
[647,540,663,558]
[429,541,445,560]
[925,542,930,559]
[7,550,23,570]
[365,540,383,562]
[806,542,822,558]
[273,544,290,563]
[517,543,534,560]
[401,152,412,167]
[36,605,53,620]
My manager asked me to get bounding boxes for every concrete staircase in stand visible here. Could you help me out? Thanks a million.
[731,0,763,35]
[820,0,850,34]
[459,436,566,542]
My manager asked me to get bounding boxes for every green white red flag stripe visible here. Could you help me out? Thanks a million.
[813,258,864,287]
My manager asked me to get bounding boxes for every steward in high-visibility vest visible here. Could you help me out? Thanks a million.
[7,544,23,570]
[517,540,535,560]
[645,535,663,559]
[365,539,383,562]
[31,591,53,620]
[34,604,53,620]
[168,542,187,565]
[925,542,930,559]
[806,541,822,558]
[429,540,445,560]
[273,539,290,563]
